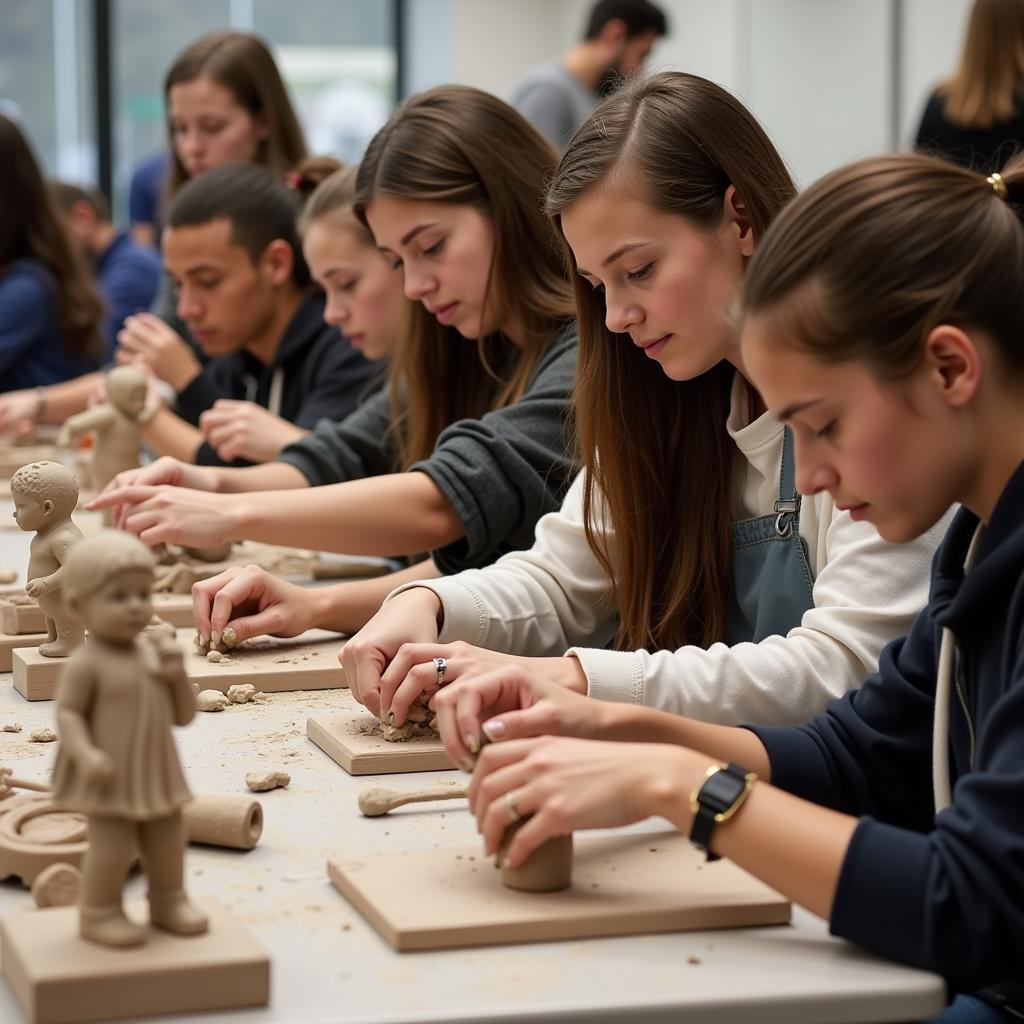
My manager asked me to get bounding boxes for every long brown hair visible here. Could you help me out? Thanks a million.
[545,72,796,652]
[742,152,1024,385]
[941,0,1024,128]
[163,31,307,198]
[354,85,574,468]
[0,115,104,363]
[294,157,370,246]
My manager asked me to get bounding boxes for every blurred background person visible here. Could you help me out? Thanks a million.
[510,0,668,150]
[915,0,1024,171]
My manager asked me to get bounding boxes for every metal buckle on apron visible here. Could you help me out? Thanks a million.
[773,498,800,538]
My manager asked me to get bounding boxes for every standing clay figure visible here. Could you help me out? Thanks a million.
[11,461,84,657]
[53,530,208,948]
[58,366,151,522]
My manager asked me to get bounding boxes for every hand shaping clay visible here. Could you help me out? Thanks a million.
[11,461,85,658]
[499,820,573,893]
[51,530,208,948]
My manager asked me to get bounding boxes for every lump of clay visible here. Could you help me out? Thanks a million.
[29,726,58,743]
[31,862,82,908]
[196,690,229,712]
[380,694,438,742]
[205,650,235,664]
[2,723,22,733]
[226,684,256,704]
[245,770,290,793]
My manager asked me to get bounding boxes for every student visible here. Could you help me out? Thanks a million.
[0,115,105,393]
[135,162,378,467]
[0,30,308,432]
[510,0,668,150]
[341,72,948,726]
[50,182,162,357]
[91,86,579,638]
[449,151,1024,1024]
[128,151,169,249]
[915,0,1024,173]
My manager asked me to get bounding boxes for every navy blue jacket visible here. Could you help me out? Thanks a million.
[750,461,1024,1016]
[96,230,161,356]
[175,293,382,468]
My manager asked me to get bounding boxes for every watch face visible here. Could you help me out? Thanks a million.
[700,770,748,813]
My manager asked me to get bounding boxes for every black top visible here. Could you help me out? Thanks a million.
[175,293,382,468]
[750,460,1024,1016]
[915,89,1024,172]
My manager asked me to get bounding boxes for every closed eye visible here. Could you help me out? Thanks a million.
[816,420,838,439]
[423,239,444,257]
[627,262,654,282]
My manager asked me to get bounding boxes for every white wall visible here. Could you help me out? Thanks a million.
[402,0,975,187]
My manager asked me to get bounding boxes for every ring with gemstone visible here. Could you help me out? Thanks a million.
[433,656,447,688]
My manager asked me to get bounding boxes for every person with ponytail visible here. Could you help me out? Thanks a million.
[342,71,948,730]
[90,86,579,639]
[444,151,1024,1023]
[0,115,105,392]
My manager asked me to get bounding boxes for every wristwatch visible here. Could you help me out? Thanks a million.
[689,762,757,861]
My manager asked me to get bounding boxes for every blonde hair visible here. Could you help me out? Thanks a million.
[942,0,1024,128]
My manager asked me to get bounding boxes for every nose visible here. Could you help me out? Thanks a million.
[402,262,436,303]
[793,434,839,496]
[177,128,203,162]
[176,285,202,323]
[603,289,642,336]
[324,295,350,327]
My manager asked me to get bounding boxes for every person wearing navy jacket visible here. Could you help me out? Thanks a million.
[437,152,1024,1023]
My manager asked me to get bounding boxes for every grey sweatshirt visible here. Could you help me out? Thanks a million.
[277,327,578,574]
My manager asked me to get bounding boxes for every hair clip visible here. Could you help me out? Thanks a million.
[987,172,1009,200]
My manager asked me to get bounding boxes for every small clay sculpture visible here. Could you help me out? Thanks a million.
[11,461,85,657]
[499,820,573,893]
[52,530,208,948]
[57,366,151,524]
[358,783,470,817]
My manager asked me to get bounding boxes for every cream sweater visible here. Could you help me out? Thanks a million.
[389,382,951,726]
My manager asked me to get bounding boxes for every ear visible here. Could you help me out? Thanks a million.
[260,239,295,288]
[255,112,270,143]
[723,185,755,258]
[70,200,95,230]
[598,17,628,49]
[42,499,55,517]
[922,324,981,409]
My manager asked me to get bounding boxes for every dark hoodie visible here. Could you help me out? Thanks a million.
[749,460,1024,1018]
[175,293,380,467]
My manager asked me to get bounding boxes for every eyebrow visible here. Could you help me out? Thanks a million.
[777,398,824,422]
[576,241,652,278]
[400,222,438,247]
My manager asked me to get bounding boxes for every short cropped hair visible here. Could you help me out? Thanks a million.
[584,0,668,39]
[10,461,78,518]
[64,530,155,605]
[166,163,310,288]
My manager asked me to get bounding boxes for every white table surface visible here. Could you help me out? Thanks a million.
[0,506,948,1024]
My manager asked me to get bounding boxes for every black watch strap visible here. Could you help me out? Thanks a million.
[689,762,755,862]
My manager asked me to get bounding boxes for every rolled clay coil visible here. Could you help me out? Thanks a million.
[0,794,88,885]
[183,794,263,851]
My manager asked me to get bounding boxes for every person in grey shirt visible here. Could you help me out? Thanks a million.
[511,0,668,150]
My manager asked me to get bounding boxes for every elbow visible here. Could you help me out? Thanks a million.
[422,505,465,551]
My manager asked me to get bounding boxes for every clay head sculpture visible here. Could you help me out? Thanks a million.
[54,530,208,948]
[105,365,148,418]
[11,461,85,657]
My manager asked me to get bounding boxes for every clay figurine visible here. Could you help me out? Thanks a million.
[11,461,84,657]
[52,530,208,948]
[57,366,151,522]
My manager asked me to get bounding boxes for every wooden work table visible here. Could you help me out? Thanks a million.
[0,511,947,1024]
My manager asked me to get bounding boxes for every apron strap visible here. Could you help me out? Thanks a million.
[774,427,801,537]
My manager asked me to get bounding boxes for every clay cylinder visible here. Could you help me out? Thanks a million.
[184,794,263,851]
[499,820,573,893]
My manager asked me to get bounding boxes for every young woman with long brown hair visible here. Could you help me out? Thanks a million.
[341,71,949,730]
[92,86,579,639]
[444,150,1024,1024]
[0,114,105,391]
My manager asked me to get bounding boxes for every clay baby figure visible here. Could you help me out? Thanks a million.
[11,461,85,657]
[53,530,208,947]
[58,366,151,522]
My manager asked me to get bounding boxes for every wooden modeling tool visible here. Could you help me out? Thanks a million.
[358,783,470,817]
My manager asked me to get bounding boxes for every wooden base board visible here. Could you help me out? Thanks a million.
[1,633,48,675]
[0,896,269,1023]
[307,709,453,775]
[329,830,791,951]
[0,448,61,479]
[11,648,66,701]
[1,600,46,636]
[180,627,346,693]
[150,593,195,629]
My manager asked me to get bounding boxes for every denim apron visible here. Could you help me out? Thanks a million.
[724,428,816,644]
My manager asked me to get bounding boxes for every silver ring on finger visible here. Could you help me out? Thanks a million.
[433,656,448,688]
[503,791,521,824]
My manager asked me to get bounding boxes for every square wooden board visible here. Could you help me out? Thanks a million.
[179,628,346,693]
[1,633,46,674]
[11,648,65,701]
[0,448,61,479]
[307,709,454,775]
[329,830,791,951]
[0,600,46,636]
[0,896,269,1023]
[150,593,195,628]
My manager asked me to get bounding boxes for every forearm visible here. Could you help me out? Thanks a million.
[310,559,441,635]
[232,473,464,555]
[39,373,103,423]
[601,703,773,779]
[211,461,309,494]
[142,407,202,462]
